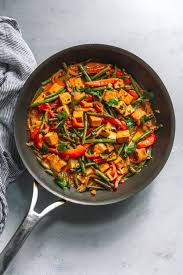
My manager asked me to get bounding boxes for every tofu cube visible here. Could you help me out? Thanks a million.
[132,129,143,142]
[144,100,153,115]
[48,83,62,95]
[131,108,146,125]
[106,168,117,181]
[94,143,107,154]
[114,79,124,89]
[47,154,66,173]
[89,116,102,127]
[114,100,126,114]
[73,110,84,122]
[103,90,118,101]
[57,105,70,116]
[69,77,84,89]
[101,122,113,137]
[134,148,148,163]
[114,156,124,169]
[107,131,117,141]
[116,130,130,143]
[67,159,79,169]
[124,104,135,116]
[106,143,114,153]
[99,163,110,173]
[59,92,71,105]
[73,91,85,101]
[118,89,133,105]
[85,168,94,176]
[44,132,58,146]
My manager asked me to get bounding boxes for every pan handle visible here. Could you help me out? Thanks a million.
[0,181,65,274]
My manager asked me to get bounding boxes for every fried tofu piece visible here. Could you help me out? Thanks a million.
[114,156,125,169]
[144,100,153,115]
[131,148,148,163]
[94,143,107,154]
[48,83,62,95]
[101,122,113,137]
[99,163,110,172]
[114,79,124,89]
[85,168,94,176]
[106,168,117,181]
[44,132,58,146]
[114,100,126,114]
[106,143,114,153]
[73,110,84,122]
[67,159,79,169]
[59,92,71,105]
[73,91,85,101]
[103,90,118,101]
[46,154,66,173]
[89,116,102,127]
[131,107,146,125]
[69,77,84,89]
[107,131,117,141]
[124,104,135,116]
[118,89,134,105]
[56,105,70,116]
[116,130,130,143]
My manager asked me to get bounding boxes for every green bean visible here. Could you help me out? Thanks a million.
[131,76,142,96]
[79,64,92,82]
[95,169,110,183]
[31,94,59,107]
[44,88,65,99]
[40,113,46,132]
[49,117,58,122]
[41,78,52,86]
[85,138,116,144]
[85,162,96,167]
[123,172,134,179]
[87,112,112,118]
[86,124,104,139]
[82,113,88,144]
[74,174,79,188]
[128,165,137,174]
[117,143,125,155]
[62,62,68,72]
[92,86,107,91]
[62,135,75,144]
[93,178,112,191]
[55,120,64,129]
[78,158,86,175]
[91,67,109,80]
[36,157,50,169]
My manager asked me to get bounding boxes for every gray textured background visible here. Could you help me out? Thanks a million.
[0,0,182,274]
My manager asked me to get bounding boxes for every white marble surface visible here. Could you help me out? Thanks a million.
[0,0,182,274]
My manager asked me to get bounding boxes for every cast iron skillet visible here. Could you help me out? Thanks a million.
[0,44,175,273]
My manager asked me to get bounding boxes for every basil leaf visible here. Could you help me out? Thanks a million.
[124,142,136,155]
[126,117,135,129]
[41,143,49,154]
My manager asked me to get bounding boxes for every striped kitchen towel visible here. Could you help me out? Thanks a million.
[0,16,37,233]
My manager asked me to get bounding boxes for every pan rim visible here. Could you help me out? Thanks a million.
[14,43,176,206]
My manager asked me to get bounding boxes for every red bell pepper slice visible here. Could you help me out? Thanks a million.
[61,145,86,159]
[103,118,127,130]
[127,89,139,100]
[38,103,51,112]
[123,76,131,85]
[85,94,94,102]
[109,68,123,77]
[85,78,119,87]
[72,118,84,128]
[114,175,123,190]
[85,152,100,159]
[34,134,43,149]
[136,133,156,148]
[31,127,40,139]
[85,63,107,74]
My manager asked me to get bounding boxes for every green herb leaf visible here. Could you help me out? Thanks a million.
[41,144,49,154]
[57,110,67,120]
[124,142,136,155]
[106,98,118,106]
[126,117,135,129]
[141,90,154,100]
[57,142,70,152]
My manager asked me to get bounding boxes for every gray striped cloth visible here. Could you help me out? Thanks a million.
[0,16,36,233]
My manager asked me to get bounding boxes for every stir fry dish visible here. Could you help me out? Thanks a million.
[27,61,161,196]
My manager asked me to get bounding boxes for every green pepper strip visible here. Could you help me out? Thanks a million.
[91,67,109,81]
[79,64,92,82]
[31,94,59,108]
[131,76,142,96]
[74,174,79,188]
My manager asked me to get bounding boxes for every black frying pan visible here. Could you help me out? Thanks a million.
[0,44,175,273]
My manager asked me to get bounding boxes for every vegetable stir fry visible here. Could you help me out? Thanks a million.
[27,61,161,196]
